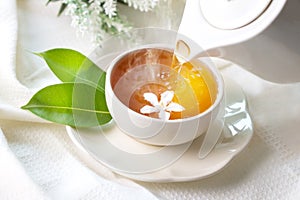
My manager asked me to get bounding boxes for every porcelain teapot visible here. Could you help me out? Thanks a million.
[178,0,300,83]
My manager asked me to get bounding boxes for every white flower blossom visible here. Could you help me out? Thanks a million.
[140,91,185,120]
[103,0,117,18]
[122,0,159,12]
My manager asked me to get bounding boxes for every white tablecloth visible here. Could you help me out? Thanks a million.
[0,0,299,199]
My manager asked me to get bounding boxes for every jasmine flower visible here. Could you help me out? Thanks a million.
[140,91,185,120]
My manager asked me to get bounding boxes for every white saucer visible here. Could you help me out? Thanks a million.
[67,76,253,182]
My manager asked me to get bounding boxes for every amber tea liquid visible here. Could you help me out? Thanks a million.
[111,48,212,120]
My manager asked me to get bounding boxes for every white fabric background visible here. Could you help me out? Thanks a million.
[0,0,299,199]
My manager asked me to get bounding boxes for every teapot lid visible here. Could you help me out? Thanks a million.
[200,0,272,30]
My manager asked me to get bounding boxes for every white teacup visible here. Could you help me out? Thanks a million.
[105,29,224,146]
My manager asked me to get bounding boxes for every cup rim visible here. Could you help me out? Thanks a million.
[106,45,224,124]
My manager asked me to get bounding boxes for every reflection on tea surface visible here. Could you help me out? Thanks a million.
[111,48,212,120]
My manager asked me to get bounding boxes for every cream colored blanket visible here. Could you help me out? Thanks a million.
[0,0,299,199]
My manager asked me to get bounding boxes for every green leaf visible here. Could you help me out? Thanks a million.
[57,3,68,16]
[46,0,60,6]
[22,83,112,127]
[36,48,106,93]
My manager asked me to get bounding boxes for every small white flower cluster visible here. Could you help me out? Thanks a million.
[122,0,159,12]
[102,0,117,18]
[56,0,161,44]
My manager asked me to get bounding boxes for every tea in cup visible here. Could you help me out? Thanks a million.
[105,29,224,146]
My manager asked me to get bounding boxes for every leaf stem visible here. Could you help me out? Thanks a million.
[22,105,110,114]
